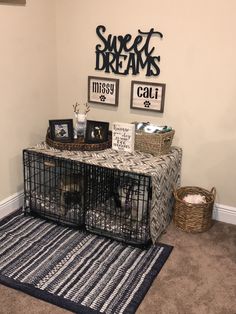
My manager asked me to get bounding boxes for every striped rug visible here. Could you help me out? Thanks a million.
[0,211,173,314]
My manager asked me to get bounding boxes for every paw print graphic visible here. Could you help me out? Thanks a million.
[100,95,106,102]
[144,101,151,108]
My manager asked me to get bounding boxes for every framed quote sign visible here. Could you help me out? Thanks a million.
[88,76,119,106]
[130,81,166,113]
[112,122,135,153]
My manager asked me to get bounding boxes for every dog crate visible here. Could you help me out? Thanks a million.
[23,150,152,245]
[85,166,152,245]
[23,150,86,227]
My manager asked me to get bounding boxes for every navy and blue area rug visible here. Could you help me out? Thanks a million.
[0,210,173,314]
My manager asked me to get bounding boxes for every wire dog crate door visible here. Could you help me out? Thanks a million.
[23,150,85,227]
[85,168,152,245]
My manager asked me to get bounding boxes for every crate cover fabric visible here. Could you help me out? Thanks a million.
[26,144,182,243]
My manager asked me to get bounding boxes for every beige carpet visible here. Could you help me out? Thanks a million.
[0,220,235,314]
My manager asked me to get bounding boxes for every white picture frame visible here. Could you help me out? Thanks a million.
[112,122,135,153]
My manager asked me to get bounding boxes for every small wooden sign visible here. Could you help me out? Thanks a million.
[112,122,135,153]
[130,80,166,113]
[88,76,119,106]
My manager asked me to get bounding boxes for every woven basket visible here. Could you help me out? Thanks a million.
[135,130,175,156]
[173,186,216,233]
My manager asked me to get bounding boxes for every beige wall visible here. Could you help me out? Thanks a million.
[1,0,236,209]
[56,0,236,207]
[0,0,57,200]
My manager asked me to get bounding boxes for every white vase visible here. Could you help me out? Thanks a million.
[75,113,87,138]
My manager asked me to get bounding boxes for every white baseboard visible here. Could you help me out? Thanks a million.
[0,193,236,225]
[213,203,236,225]
[0,191,24,219]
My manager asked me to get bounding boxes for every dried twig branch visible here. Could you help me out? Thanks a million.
[73,102,80,115]
[84,103,90,115]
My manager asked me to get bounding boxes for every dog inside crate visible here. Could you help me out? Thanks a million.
[113,175,149,222]
[59,173,84,216]
[24,154,86,225]
[86,173,150,241]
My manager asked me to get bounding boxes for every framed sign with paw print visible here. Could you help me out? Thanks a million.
[88,76,119,106]
[130,81,166,113]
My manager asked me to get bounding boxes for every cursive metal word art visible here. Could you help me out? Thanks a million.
[95,25,163,77]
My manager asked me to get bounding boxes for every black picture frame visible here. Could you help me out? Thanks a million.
[49,119,74,143]
[88,76,119,106]
[130,80,166,113]
[85,120,109,144]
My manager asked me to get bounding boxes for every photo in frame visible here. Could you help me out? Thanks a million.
[85,120,109,144]
[88,76,119,106]
[49,119,74,143]
[130,81,166,113]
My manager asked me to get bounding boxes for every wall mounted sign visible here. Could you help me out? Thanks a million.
[130,81,166,113]
[88,76,119,106]
[95,25,163,77]
[112,122,135,152]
